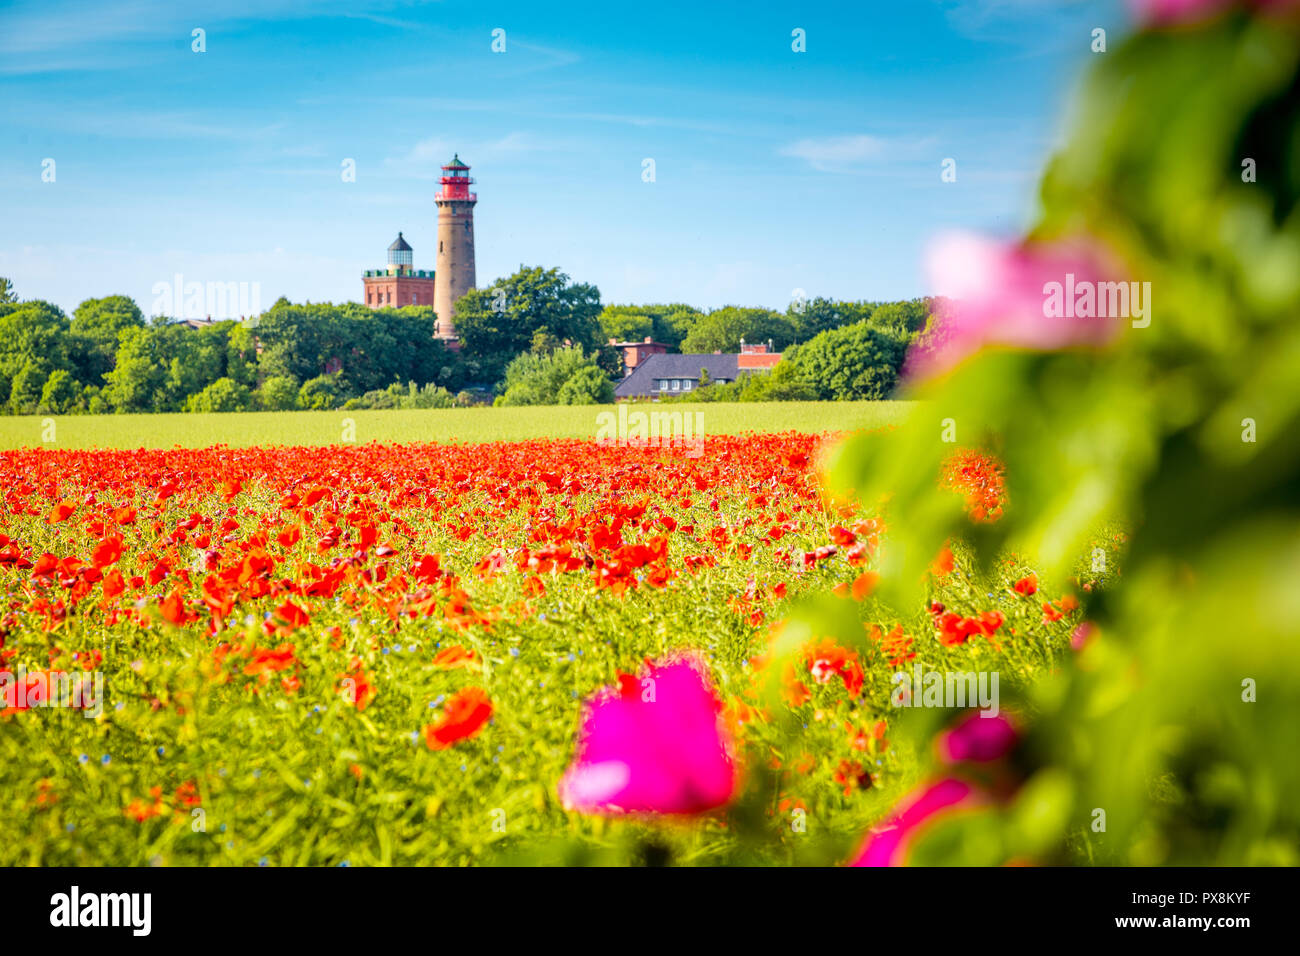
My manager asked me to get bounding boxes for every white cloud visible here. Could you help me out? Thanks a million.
[781,135,887,168]
[779,134,934,172]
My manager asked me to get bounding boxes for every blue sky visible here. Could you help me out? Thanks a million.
[1,0,1129,317]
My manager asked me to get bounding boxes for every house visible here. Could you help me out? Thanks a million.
[738,338,781,370]
[608,337,669,377]
[613,342,780,399]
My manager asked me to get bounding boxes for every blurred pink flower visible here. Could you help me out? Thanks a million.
[937,711,1019,764]
[1131,0,1300,25]
[1070,621,1098,651]
[558,656,738,815]
[850,711,1020,866]
[907,232,1126,380]
[849,777,984,866]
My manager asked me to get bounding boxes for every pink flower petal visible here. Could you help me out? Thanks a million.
[937,711,1019,764]
[908,232,1127,381]
[849,777,982,866]
[558,656,737,815]
[1130,0,1300,25]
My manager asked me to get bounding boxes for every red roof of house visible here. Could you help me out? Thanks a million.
[737,353,781,369]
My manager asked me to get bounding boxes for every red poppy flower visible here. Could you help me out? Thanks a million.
[425,687,492,750]
[432,645,478,670]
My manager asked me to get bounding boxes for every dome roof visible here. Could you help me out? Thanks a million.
[388,232,413,252]
[443,154,470,169]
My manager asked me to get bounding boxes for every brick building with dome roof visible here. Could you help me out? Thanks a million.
[361,232,436,309]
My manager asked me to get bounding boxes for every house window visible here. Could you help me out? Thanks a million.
[683,379,692,391]
[411,293,417,305]
[671,380,680,391]
[386,291,392,303]
[658,380,668,391]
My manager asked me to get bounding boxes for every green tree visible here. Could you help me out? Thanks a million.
[499,346,608,406]
[868,299,932,335]
[224,322,261,389]
[98,322,235,412]
[8,361,48,413]
[70,295,145,380]
[0,301,74,404]
[737,355,817,401]
[378,306,454,388]
[789,298,873,341]
[790,320,908,400]
[0,278,16,304]
[597,304,700,350]
[254,301,454,401]
[160,323,228,409]
[556,364,614,405]
[598,308,654,344]
[39,369,79,413]
[257,375,300,411]
[454,266,603,382]
[679,307,796,354]
[298,373,341,410]
[530,329,563,354]
[404,381,456,409]
[186,377,252,412]
[102,326,167,412]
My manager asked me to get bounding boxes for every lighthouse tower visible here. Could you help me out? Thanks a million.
[433,154,477,342]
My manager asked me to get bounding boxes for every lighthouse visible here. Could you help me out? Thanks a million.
[433,154,477,342]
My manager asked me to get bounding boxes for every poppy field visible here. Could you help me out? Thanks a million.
[0,429,1107,866]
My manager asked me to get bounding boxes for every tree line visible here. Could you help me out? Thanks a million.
[0,269,936,414]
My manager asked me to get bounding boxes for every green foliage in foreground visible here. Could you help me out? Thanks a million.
[797,10,1300,865]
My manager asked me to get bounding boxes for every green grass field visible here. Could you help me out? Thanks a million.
[0,401,916,449]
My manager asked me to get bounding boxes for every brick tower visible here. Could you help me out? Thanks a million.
[433,155,477,342]
[362,232,435,309]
